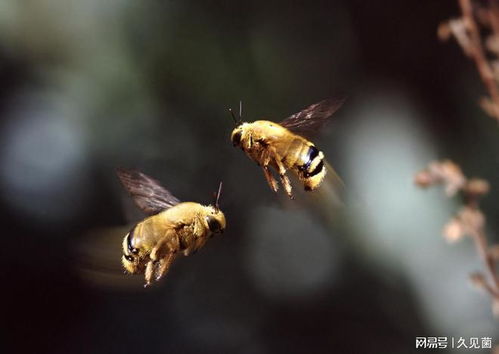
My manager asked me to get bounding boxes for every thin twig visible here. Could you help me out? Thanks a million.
[415,160,499,316]
[460,0,499,118]
[441,0,499,121]
[471,228,499,296]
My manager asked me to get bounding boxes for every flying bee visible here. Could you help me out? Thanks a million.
[116,168,226,287]
[230,97,345,199]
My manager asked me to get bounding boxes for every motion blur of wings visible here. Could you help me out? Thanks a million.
[280,96,346,211]
[76,226,144,289]
[74,168,182,289]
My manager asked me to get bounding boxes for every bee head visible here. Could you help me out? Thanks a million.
[230,126,243,147]
[206,181,226,234]
[121,227,147,274]
[205,209,226,234]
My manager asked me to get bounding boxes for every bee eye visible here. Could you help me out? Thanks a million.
[124,255,134,262]
[232,131,242,146]
[127,227,139,254]
[206,215,222,233]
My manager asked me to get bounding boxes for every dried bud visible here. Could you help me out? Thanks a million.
[447,18,473,57]
[465,178,490,196]
[415,160,467,196]
[431,160,466,196]
[443,218,464,243]
[437,22,452,41]
[469,272,487,289]
[414,170,434,188]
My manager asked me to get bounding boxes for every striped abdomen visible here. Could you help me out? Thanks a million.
[296,145,326,191]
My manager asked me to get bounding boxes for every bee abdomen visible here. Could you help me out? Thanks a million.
[298,145,326,191]
[127,225,138,254]
[301,146,319,172]
[299,146,323,177]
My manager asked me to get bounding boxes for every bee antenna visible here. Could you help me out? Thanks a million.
[213,181,223,210]
[228,108,238,125]
[228,100,243,125]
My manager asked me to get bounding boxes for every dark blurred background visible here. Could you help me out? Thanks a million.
[1,1,498,353]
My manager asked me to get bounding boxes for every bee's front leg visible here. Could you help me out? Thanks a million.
[182,219,203,256]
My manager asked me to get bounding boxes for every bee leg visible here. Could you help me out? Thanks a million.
[154,253,176,282]
[262,166,279,192]
[271,150,293,199]
[151,230,180,259]
[145,232,179,285]
[279,172,293,199]
[261,149,279,192]
[150,241,168,261]
[144,260,155,287]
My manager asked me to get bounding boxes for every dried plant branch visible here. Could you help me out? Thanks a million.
[415,160,499,316]
[439,0,499,121]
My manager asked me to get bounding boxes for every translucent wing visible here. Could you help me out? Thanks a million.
[280,96,346,136]
[116,168,180,215]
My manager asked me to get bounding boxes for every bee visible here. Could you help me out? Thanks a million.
[230,97,345,199]
[116,168,226,287]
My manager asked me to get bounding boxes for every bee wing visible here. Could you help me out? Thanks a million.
[279,96,346,137]
[116,168,181,215]
[321,161,345,207]
[74,226,145,289]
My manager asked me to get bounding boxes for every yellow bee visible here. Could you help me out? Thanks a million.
[230,97,345,199]
[116,168,226,287]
